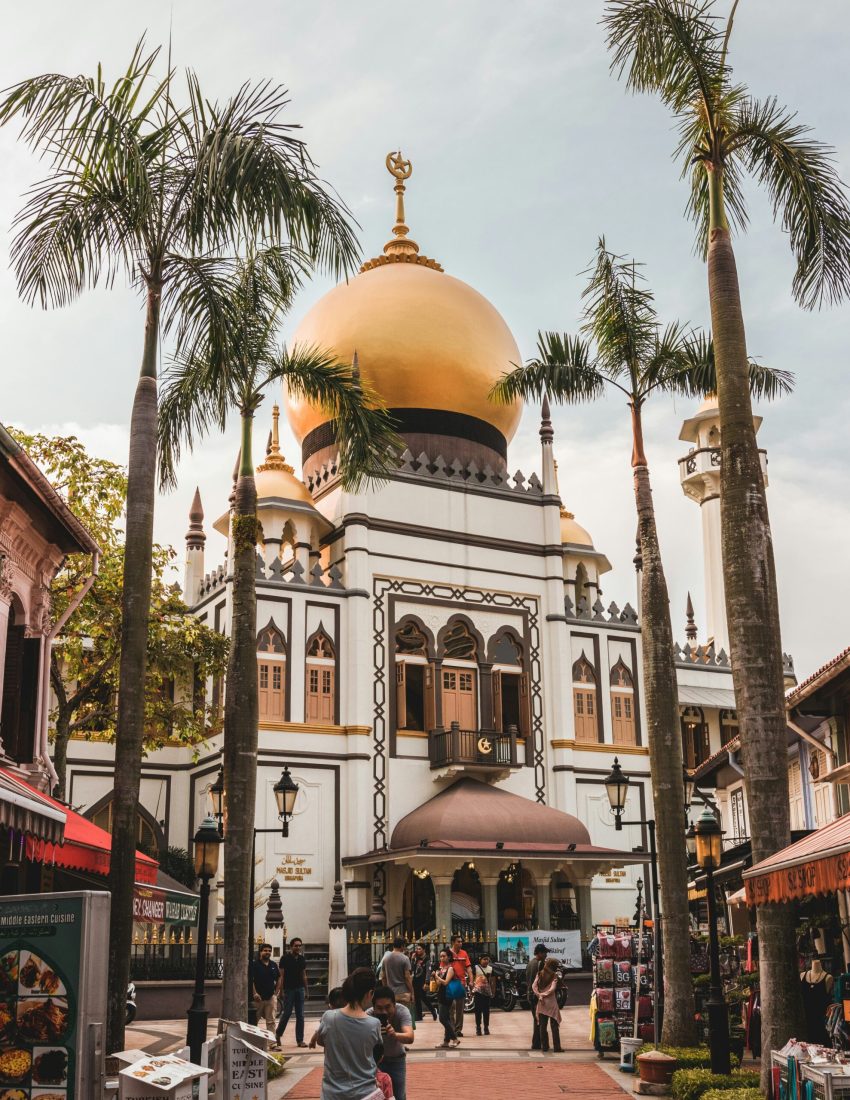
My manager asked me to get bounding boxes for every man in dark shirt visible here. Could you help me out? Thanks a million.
[251,943,281,1037]
[274,936,308,1048]
[526,943,548,1050]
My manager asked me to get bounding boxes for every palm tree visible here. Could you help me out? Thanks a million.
[158,247,399,1020]
[0,41,359,1049]
[492,240,791,1046]
[603,0,850,1059]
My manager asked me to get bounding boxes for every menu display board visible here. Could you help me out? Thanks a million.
[119,1054,209,1099]
[0,892,109,1099]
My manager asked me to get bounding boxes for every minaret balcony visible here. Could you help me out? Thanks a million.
[428,722,520,776]
[679,446,767,498]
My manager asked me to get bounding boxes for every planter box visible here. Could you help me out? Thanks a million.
[637,1051,677,1086]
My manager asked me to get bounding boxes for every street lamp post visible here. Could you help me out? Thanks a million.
[186,815,223,1063]
[603,757,696,1045]
[246,767,300,1025]
[694,806,731,1075]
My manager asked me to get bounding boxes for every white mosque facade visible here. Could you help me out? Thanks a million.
[64,158,778,950]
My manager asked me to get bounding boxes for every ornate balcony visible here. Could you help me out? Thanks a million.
[428,721,519,773]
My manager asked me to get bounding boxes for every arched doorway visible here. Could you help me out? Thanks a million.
[497,864,536,929]
[402,869,436,935]
[550,872,579,929]
[451,862,482,935]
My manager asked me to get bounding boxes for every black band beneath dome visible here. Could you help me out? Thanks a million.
[301,407,508,464]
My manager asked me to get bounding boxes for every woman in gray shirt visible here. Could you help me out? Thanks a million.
[317,968,383,1100]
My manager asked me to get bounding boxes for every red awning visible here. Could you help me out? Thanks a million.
[1,770,158,884]
[743,813,850,906]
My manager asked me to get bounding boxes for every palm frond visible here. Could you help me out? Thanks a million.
[160,253,240,358]
[178,75,360,276]
[638,320,695,395]
[729,96,850,308]
[644,330,794,399]
[582,241,657,378]
[269,345,402,490]
[604,0,724,117]
[491,333,604,405]
[684,151,749,257]
[158,348,235,490]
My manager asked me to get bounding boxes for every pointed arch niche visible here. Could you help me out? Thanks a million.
[609,658,637,746]
[257,618,288,723]
[572,653,599,743]
[437,618,482,732]
[306,623,336,725]
[394,617,436,734]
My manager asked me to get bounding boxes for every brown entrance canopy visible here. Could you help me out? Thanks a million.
[345,778,644,869]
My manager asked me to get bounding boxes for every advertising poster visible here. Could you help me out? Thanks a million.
[224,1022,274,1098]
[497,929,583,969]
[0,893,108,1100]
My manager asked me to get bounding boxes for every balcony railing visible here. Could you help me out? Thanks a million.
[428,722,519,770]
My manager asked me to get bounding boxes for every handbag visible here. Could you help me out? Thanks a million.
[429,978,438,993]
[447,977,466,1000]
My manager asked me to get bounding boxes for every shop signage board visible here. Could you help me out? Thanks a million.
[0,889,109,1098]
[133,885,200,925]
[744,850,850,906]
[496,929,583,969]
[223,1021,275,1097]
[119,1053,210,1099]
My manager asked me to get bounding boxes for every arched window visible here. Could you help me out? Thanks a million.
[440,621,478,730]
[610,658,636,746]
[490,631,530,739]
[572,654,599,743]
[257,620,286,722]
[89,798,164,858]
[395,620,435,733]
[681,706,709,769]
[306,627,335,725]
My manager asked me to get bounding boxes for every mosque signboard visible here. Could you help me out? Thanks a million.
[496,929,583,969]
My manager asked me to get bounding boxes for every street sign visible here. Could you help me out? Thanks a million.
[0,889,109,1099]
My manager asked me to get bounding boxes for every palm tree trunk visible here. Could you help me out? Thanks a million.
[631,402,696,1046]
[106,282,160,1053]
[221,412,259,1022]
[706,166,803,1080]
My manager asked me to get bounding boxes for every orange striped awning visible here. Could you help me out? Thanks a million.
[743,814,850,905]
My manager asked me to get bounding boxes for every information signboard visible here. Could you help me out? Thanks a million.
[496,928,583,969]
[0,890,109,1098]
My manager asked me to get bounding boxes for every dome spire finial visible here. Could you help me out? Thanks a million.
[257,404,294,474]
[359,152,443,273]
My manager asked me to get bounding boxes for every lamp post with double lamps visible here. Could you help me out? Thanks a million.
[694,806,731,1075]
[186,815,223,1063]
[207,763,300,1025]
[602,757,696,1044]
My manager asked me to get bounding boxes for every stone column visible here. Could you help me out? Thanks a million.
[479,662,494,730]
[575,882,594,943]
[327,882,349,994]
[535,877,552,930]
[432,876,453,941]
[479,876,500,940]
[0,598,10,739]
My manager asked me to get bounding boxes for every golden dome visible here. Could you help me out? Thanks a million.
[560,508,593,548]
[256,405,316,508]
[285,152,522,453]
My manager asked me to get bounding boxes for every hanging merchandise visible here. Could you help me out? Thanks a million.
[590,891,656,1058]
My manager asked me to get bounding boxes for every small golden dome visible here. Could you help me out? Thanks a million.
[285,152,522,451]
[256,405,315,507]
[560,507,593,548]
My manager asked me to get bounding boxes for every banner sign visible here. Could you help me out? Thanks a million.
[133,885,200,926]
[0,890,109,1099]
[744,850,850,906]
[496,929,583,969]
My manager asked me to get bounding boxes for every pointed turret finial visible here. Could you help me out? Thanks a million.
[186,487,206,548]
[351,349,362,391]
[633,526,643,573]
[360,152,443,273]
[264,879,284,928]
[257,404,294,474]
[686,591,697,641]
[539,394,554,444]
[329,881,347,930]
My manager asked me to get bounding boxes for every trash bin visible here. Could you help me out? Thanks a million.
[619,1035,643,1073]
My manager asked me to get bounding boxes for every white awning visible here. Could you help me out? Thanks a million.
[0,771,66,844]
[677,684,737,710]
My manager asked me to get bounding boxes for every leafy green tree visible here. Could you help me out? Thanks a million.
[0,40,358,1048]
[158,246,398,1021]
[9,431,228,796]
[603,0,850,1061]
[492,239,791,1046]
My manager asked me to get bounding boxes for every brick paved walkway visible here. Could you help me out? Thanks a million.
[283,1059,630,1098]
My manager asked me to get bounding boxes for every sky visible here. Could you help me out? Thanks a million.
[1,1,848,681]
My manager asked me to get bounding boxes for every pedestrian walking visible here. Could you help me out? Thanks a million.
[368,985,414,1100]
[250,943,281,1038]
[378,936,414,1008]
[449,934,471,1036]
[472,953,494,1036]
[526,943,548,1050]
[532,957,564,1053]
[432,949,461,1048]
[275,936,309,1048]
[316,967,385,1100]
[411,943,436,1021]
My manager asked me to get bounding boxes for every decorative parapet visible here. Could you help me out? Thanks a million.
[196,555,346,599]
[565,594,639,628]
[673,640,795,678]
[197,562,227,599]
[305,447,546,500]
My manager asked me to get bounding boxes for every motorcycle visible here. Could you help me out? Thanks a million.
[125,982,137,1025]
[464,961,517,1013]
